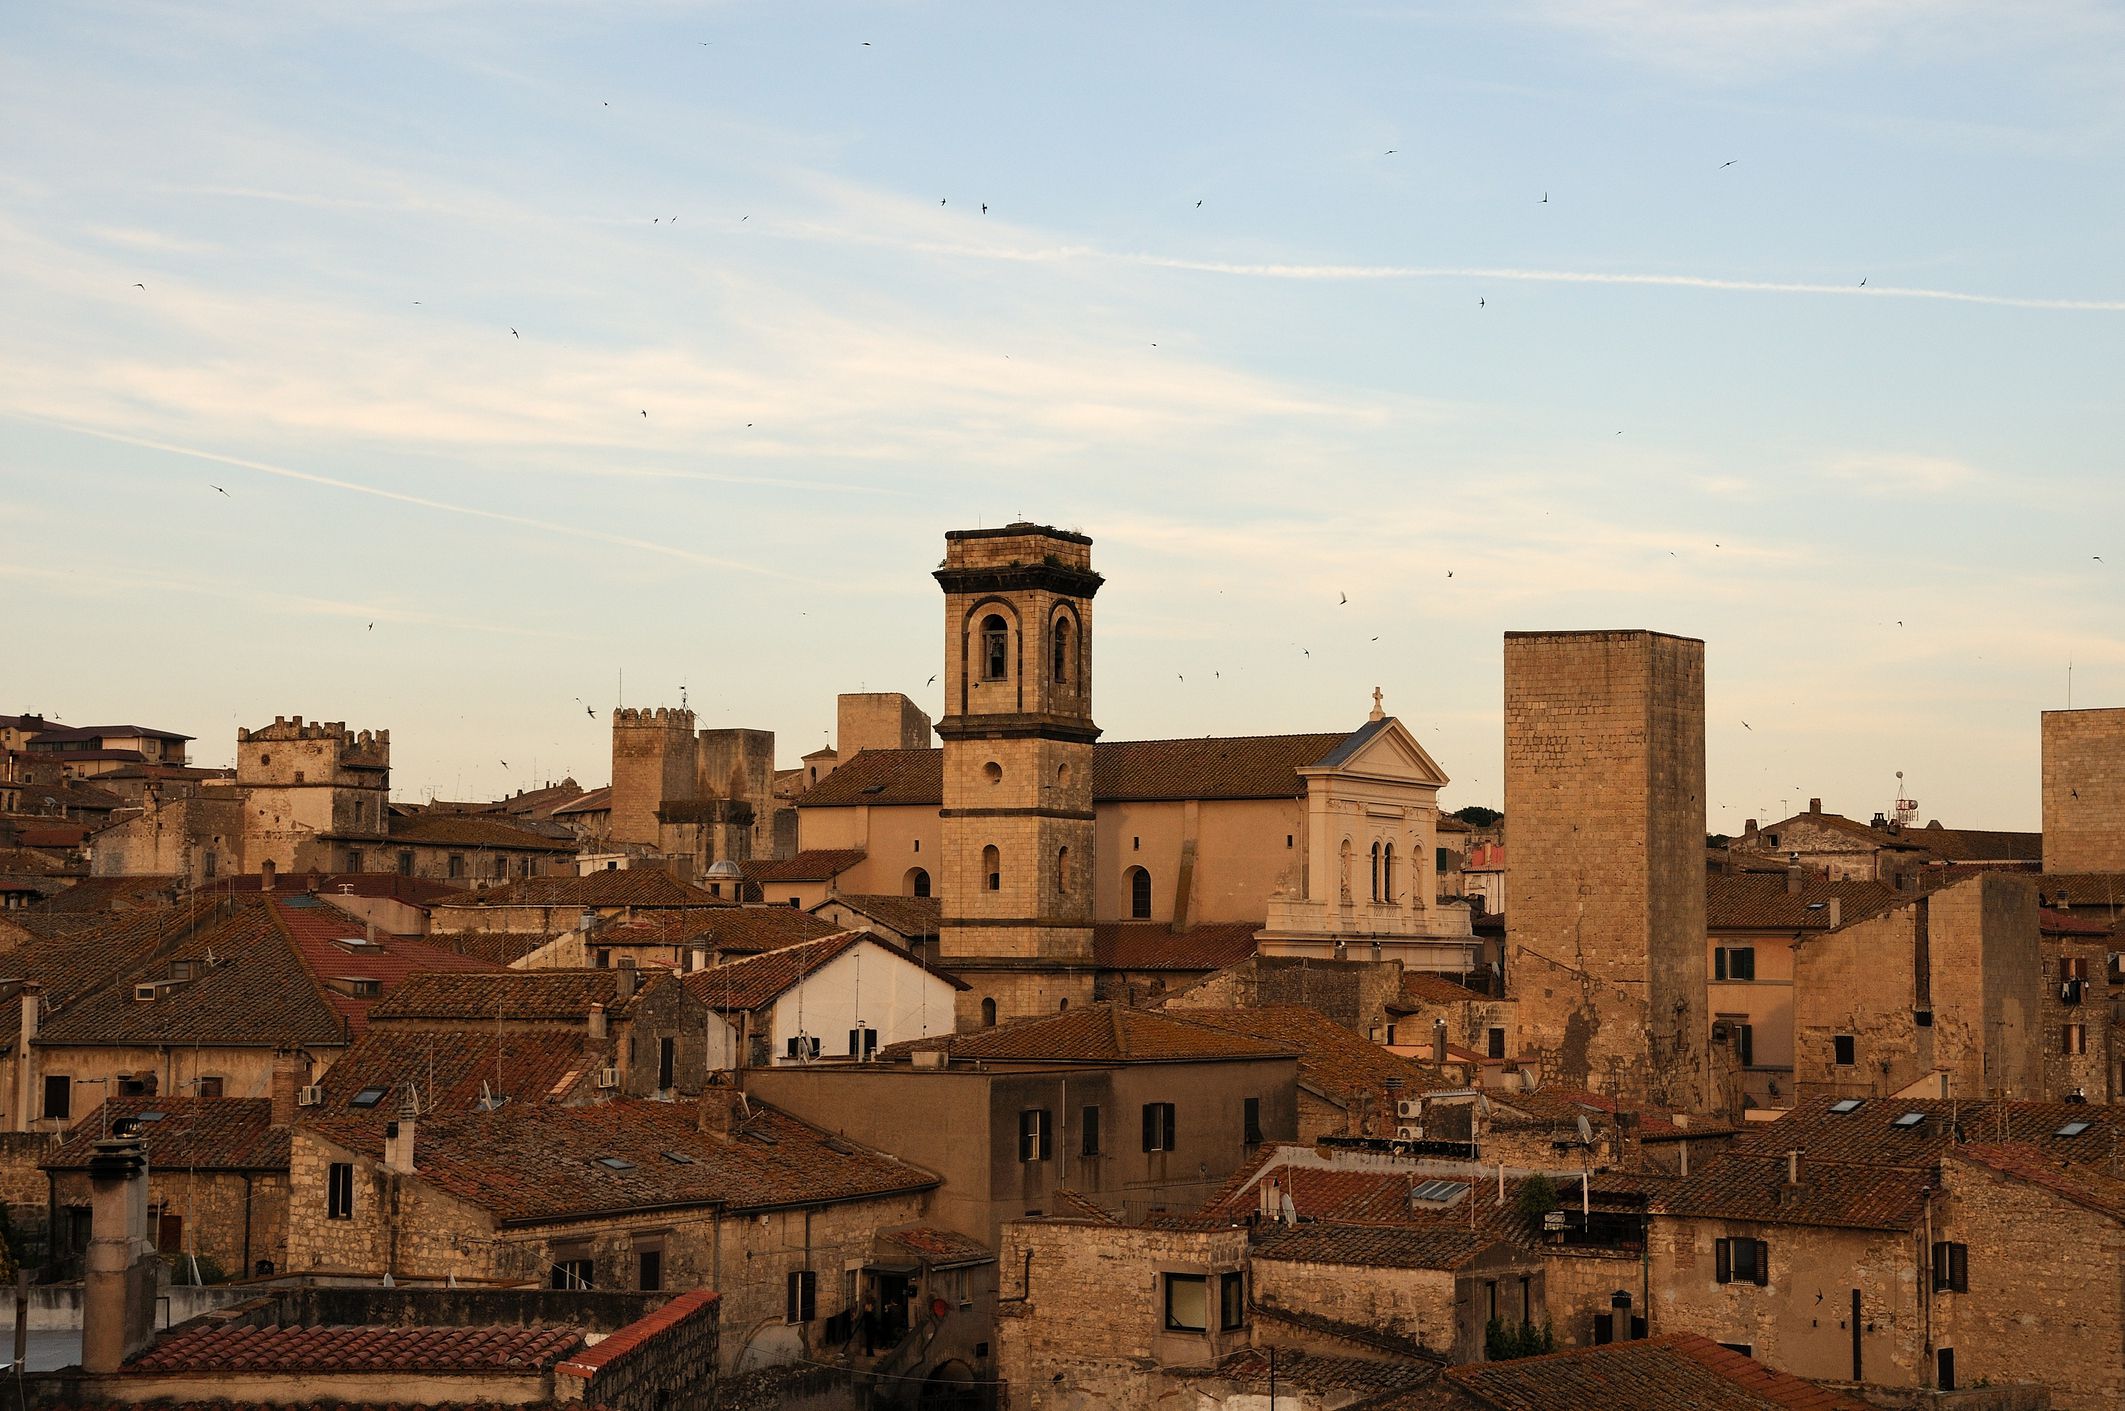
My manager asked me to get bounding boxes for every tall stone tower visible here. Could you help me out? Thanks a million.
[2041,707,2125,873]
[236,717,390,876]
[1504,631,1711,1113]
[935,524,1102,1028]
[609,707,696,849]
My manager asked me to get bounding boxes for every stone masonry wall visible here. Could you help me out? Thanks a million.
[1503,631,1708,1113]
[2042,708,2125,873]
[1250,1256,1459,1354]
[994,1219,1248,1411]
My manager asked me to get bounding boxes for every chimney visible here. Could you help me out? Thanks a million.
[1826,897,1841,928]
[81,1130,156,1373]
[1785,1150,1802,1187]
[688,945,708,974]
[1786,866,1804,895]
[1743,818,1757,836]
[586,1001,608,1041]
[365,916,376,946]
[617,967,639,1000]
[385,1092,417,1174]
[698,1090,740,1137]
[1259,1175,1281,1223]
[15,982,40,1134]
[1432,1019,1448,1070]
[1808,798,1821,815]
[269,1049,302,1127]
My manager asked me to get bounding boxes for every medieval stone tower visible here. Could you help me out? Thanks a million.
[935,524,1103,1028]
[235,717,390,877]
[609,707,697,849]
[2042,707,2125,873]
[1504,630,1711,1113]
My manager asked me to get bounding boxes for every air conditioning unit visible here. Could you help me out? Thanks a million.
[1394,1124,1423,1142]
[296,1085,324,1107]
[1710,1021,1730,1043]
[1395,1098,1423,1119]
[597,1066,621,1089]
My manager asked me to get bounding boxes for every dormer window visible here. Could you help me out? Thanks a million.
[982,615,1009,681]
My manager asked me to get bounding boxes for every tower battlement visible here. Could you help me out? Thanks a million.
[612,706,697,730]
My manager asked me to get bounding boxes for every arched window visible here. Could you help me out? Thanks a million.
[904,867,931,898]
[1056,846,1070,894]
[1057,762,1070,789]
[983,761,1003,785]
[1370,842,1382,902]
[983,845,1001,892]
[1058,997,1069,1011]
[1052,616,1072,685]
[981,615,1009,681]
[1338,840,1352,904]
[1383,843,1397,903]
[1127,866,1152,920]
[980,997,997,1027]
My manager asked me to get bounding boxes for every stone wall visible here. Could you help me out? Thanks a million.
[1250,1254,1462,1355]
[993,1219,1248,1411]
[1938,1153,2125,1409]
[1503,631,1709,1112]
[611,708,698,850]
[49,1167,287,1280]
[2042,707,2125,873]
[555,1287,721,1411]
[1165,957,1403,1034]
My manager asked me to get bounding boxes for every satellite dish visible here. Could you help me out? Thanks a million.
[1576,1113,1594,1146]
[1280,1192,1297,1226]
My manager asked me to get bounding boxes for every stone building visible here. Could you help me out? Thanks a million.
[2043,705,2125,873]
[1503,630,1710,1113]
[749,1002,1300,1247]
[235,716,391,879]
[681,928,963,1071]
[42,1093,292,1282]
[1438,1334,1876,1411]
[287,1093,937,1374]
[2036,904,2118,1102]
[607,708,783,868]
[1789,872,2042,1103]
[1731,798,2038,883]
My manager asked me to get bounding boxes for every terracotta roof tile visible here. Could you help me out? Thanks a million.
[681,907,845,957]
[1094,922,1261,972]
[1726,1094,2125,1168]
[271,897,503,1036]
[126,1321,584,1374]
[371,969,671,1024]
[44,1098,288,1171]
[748,849,866,882]
[305,1098,937,1222]
[682,931,963,1012]
[1253,1222,1491,1270]
[379,815,574,851]
[554,1289,717,1377]
[432,871,723,910]
[318,1027,596,1116]
[1952,1143,2125,1223]
[798,730,1363,809]
[2040,907,2114,937]
[1210,1347,1439,1398]
[1657,1154,1933,1232]
[1396,972,1488,1006]
[883,1002,1294,1065]
[1445,1332,1872,1410]
[820,894,941,940]
[552,786,611,817]
[1706,875,1904,931]
[1161,1006,1452,1104]
[879,1226,994,1265]
[1906,822,2040,863]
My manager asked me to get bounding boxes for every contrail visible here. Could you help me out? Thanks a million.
[785,221,2125,313]
[13,415,801,580]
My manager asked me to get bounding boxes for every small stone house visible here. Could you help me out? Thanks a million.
[1249,1223,1540,1364]
[679,928,964,1070]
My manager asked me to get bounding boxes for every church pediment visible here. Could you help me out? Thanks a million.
[1304,716,1450,789]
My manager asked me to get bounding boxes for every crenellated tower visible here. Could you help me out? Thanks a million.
[609,706,697,849]
[235,716,391,875]
[934,523,1102,1027]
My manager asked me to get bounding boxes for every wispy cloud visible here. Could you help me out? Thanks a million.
[1817,452,1988,496]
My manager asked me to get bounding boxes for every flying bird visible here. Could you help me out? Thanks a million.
[1540,192,1548,203]
[1859,278,1866,286]
[1446,571,1453,578]
[1338,591,1347,605]
[1195,200,1202,208]
[367,622,373,631]
[210,484,229,496]
[1478,297,1484,307]
[926,674,937,685]
[1385,149,1396,155]
[133,282,144,289]
[981,203,987,213]
[499,760,509,769]
[1742,721,1752,731]
[510,328,518,338]
[641,410,648,417]
[1720,160,1737,168]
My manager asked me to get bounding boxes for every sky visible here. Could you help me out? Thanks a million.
[3,1,2121,827]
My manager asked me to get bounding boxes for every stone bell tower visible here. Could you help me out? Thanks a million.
[935,524,1102,1028]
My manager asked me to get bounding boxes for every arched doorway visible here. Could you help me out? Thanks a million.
[918,1358,985,1410]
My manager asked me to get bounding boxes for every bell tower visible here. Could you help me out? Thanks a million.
[935,523,1101,1028]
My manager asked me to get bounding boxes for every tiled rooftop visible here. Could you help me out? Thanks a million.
[371,969,670,1024]
[44,1098,289,1172]
[430,871,723,910]
[272,896,503,1036]
[1161,1005,1451,1104]
[127,1320,584,1374]
[1443,1331,1871,1410]
[1952,1143,2125,1224]
[682,930,962,1012]
[1094,921,1262,972]
[1705,874,1905,932]
[822,893,942,940]
[1726,1095,2125,1168]
[1657,1154,1934,1232]
[879,1226,994,1265]
[317,1027,595,1116]
[883,1002,1295,1065]
[747,849,867,883]
[379,815,574,851]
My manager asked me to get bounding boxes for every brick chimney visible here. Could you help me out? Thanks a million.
[587,1001,607,1041]
[14,982,40,1134]
[1808,798,1822,815]
[698,1089,741,1137]
[82,1129,157,1373]
[269,1049,303,1127]
[385,1091,417,1174]
[1784,1149,1802,1187]
[1432,1018,1448,1070]
[1786,866,1804,894]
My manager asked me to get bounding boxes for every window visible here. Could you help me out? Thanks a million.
[1829,1097,1865,1114]
[905,867,930,897]
[118,1074,156,1097]
[1052,616,1072,684]
[1833,1035,1856,1066]
[849,1027,878,1059]
[1932,1241,1968,1293]
[983,760,1003,785]
[2061,955,2088,981]
[397,851,414,876]
[42,1075,70,1122]
[1735,1023,1754,1067]
[1081,1104,1102,1157]
[2063,1023,2087,1056]
[1142,1101,1176,1152]
[983,845,1001,892]
[196,1076,225,1098]
[1715,946,1757,981]
[1128,866,1152,920]
[1242,1097,1263,1145]
[636,1246,663,1292]
[551,1257,594,1290]
[785,1035,822,1060]
[1383,843,1397,902]
[447,854,465,879]
[350,1086,388,1109]
[658,1036,676,1090]
[981,615,1009,681]
[1715,1236,1769,1286]
[492,856,507,880]
[1163,1274,1208,1332]
[1220,1272,1246,1330]
[786,1269,817,1323]
[327,1162,354,1220]
[155,1209,183,1255]
[1937,1348,1957,1392]
[1486,1028,1507,1059]
[1019,1109,1052,1163]
[1369,841,1382,902]
[1056,846,1070,894]
[981,998,997,1027]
